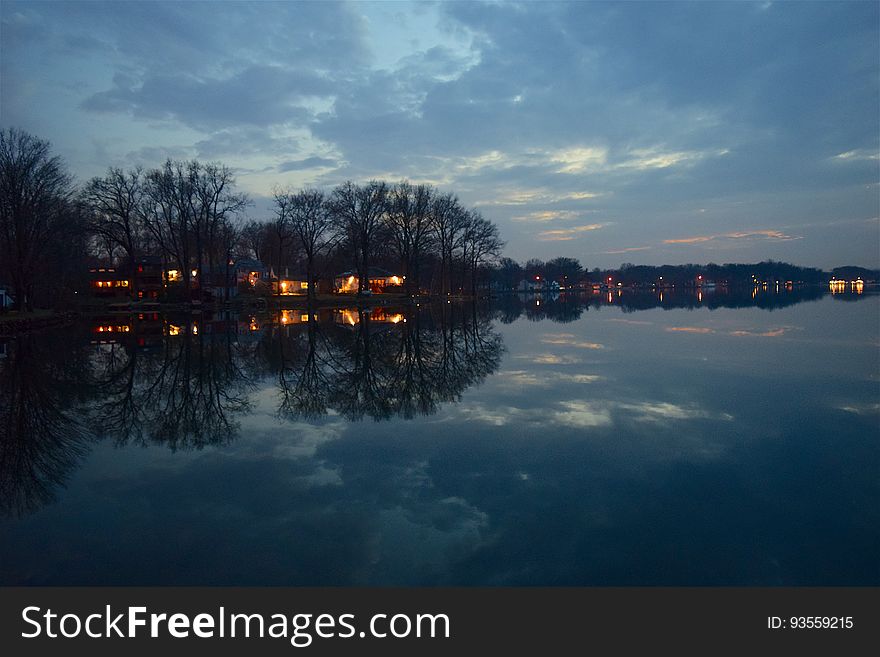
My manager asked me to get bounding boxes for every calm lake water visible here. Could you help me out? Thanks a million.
[1,288,878,585]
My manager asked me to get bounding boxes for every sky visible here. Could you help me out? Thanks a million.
[1,0,878,269]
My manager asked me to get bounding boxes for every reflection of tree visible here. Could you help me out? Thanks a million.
[494,286,833,321]
[260,303,504,422]
[88,320,254,449]
[277,309,332,421]
[0,304,504,517]
[0,333,93,517]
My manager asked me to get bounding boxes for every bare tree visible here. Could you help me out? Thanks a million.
[275,188,336,301]
[267,194,294,282]
[329,180,388,294]
[0,128,74,310]
[190,162,249,290]
[142,159,247,301]
[461,210,504,296]
[387,181,435,295]
[430,192,469,296]
[142,160,195,296]
[239,219,271,262]
[81,167,146,289]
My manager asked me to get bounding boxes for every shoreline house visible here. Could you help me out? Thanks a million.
[88,256,163,300]
[518,278,561,293]
[231,258,270,288]
[273,272,311,296]
[334,267,404,294]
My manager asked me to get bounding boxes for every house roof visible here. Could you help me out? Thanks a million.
[335,267,395,278]
[233,258,268,270]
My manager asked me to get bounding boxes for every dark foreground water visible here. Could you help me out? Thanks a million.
[1,288,877,585]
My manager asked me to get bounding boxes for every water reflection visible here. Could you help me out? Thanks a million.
[0,331,93,516]
[0,303,503,516]
[492,285,869,323]
[0,290,876,586]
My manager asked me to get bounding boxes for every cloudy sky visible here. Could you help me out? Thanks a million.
[1,1,877,268]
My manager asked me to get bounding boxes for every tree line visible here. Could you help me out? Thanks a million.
[0,128,503,310]
[488,257,833,289]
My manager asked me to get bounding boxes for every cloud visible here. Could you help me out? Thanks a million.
[475,189,603,207]
[604,246,652,254]
[278,157,338,172]
[666,327,714,334]
[536,224,608,241]
[663,229,800,245]
[511,210,582,223]
[82,66,332,130]
[2,0,877,267]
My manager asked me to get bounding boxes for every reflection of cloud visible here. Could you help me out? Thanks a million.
[836,403,880,416]
[536,224,608,241]
[516,354,584,365]
[729,326,795,338]
[607,318,652,326]
[494,370,603,389]
[832,149,879,161]
[540,333,604,349]
[666,326,714,334]
[555,401,612,428]
[664,229,800,245]
[618,402,733,423]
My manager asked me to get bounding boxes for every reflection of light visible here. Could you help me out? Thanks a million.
[95,325,130,333]
[191,323,198,335]
[536,299,541,307]
[339,309,358,326]
[698,291,703,303]
[607,292,613,303]
[829,278,847,294]
[659,291,664,302]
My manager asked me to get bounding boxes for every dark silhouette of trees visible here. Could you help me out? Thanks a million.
[461,210,504,296]
[81,167,147,295]
[431,192,470,296]
[274,188,337,300]
[387,181,435,295]
[329,181,389,294]
[0,333,93,516]
[0,128,76,310]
